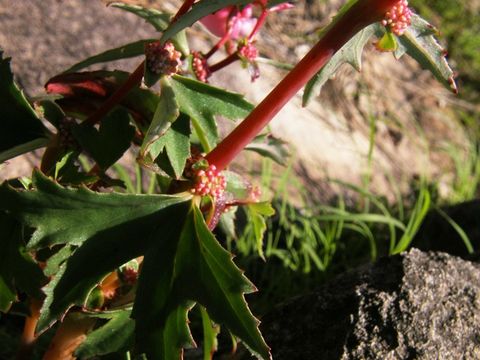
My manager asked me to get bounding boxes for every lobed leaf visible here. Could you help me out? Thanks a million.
[200,306,220,360]
[303,23,378,106]
[304,12,457,106]
[0,171,191,250]
[245,202,275,260]
[0,172,193,332]
[133,203,270,359]
[140,77,180,161]
[170,75,253,151]
[395,13,457,93]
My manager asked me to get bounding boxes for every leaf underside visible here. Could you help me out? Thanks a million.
[303,13,457,106]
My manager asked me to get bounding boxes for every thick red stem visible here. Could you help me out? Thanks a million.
[205,0,399,170]
[83,61,145,127]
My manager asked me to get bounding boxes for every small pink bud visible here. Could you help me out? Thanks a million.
[192,51,211,82]
[238,42,258,62]
[381,0,412,36]
[191,164,226,199]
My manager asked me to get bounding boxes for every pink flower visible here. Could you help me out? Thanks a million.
[200,5,257,40]
[200,2,293,40]
[200,6,233,38]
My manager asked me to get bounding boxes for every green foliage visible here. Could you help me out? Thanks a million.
[0,212,45,312]
[304,12,456,105]
[72,108,135,170]
[0,1,461,359]
[133,204,269,359]
[394,14,457,93]
[411,0,480,94]
[170,75,254,151]
[303,23,378,105]
[0,51,50,163]
[75,310,135,358]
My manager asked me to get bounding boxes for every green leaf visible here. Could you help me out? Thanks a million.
[376,30,398,52]
[219,207,237,239]
[71,108,135,170]
[35,99,65,129]
[140,77,180,160]
[161,114,191,179]
[0,51,50,163]
[303,23,378,106]
[0,172,193,332]
[223,171,252,201]
[75,309,135,358]
[170,75,253,151]
[111,3,189,55]
[245,202,275,260]
[64,39,155,73]
[133,204,270,359]
[245,134,290,166]
[0,212,45,312]
[43,245,74,277]
[0,171,191,250]
[200,305,220,360]
[161,0,254,43]
[395,14,457,93]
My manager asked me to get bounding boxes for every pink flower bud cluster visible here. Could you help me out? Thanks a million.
[238,42,259,62]
[145,41,182,75]
[192,51,211,82]
[381,0,413,36]
[191,164,227,199]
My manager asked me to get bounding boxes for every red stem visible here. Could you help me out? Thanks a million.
[205,32,231,59]
[248,8,268,40]
[172,0,196,22]
[205,7,237,59]
[209,52,240,73]
[206,0,399,170]
[83,61,145,127]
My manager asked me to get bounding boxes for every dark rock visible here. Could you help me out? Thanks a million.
[253,249,480,360]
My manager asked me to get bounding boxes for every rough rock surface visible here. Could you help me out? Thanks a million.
[255,249,480,360]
